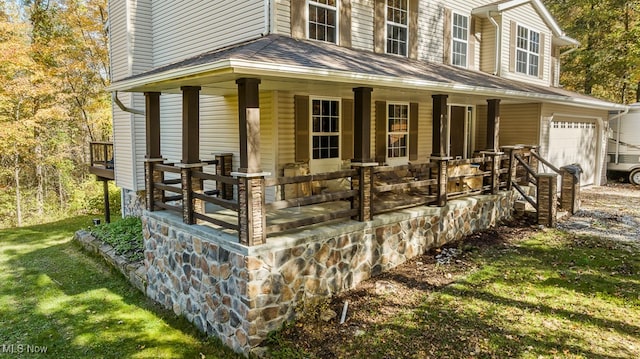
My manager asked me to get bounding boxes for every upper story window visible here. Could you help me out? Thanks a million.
[516,25,540,76]
[308,0,337,43]
[452,13,469,67]
[387,103,409,159]
[386,0,408,56]
[311,98,340,159]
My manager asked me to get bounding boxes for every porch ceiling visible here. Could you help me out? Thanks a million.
[108,34,625,111]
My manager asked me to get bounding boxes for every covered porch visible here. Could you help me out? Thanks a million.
[109,35,577,353]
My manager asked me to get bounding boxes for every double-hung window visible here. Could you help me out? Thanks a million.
[516,25,540,76]
[387,103,409,159]
[308,0,337,43]
[311,99,340,159]
[452,13,469,67]
[386,0,408,56]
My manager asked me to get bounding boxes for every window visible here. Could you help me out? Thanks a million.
[308,0,337,43]
[311,99,340,159]
[452,13,469,67]
[386,0,408,56]
[516,25,540,76]
[387,103,409,159]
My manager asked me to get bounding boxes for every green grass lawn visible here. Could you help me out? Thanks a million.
[266,230,640,358]
[0,216,242,359]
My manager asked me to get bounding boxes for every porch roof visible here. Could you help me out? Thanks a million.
[108,34,625,111]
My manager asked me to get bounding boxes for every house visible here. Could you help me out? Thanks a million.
[103,0,626,354]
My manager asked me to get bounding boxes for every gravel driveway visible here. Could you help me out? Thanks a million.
[558,183,640,246]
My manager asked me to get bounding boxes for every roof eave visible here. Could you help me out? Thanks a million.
[108,58,625,111]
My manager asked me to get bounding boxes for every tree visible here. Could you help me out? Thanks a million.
[544,0,640,103]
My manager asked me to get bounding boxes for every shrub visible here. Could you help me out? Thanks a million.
[91,216,143,262]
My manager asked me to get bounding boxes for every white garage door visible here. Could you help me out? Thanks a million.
[547,120,597,186]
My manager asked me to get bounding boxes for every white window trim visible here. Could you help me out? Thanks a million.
[384,0,409,57]
[451,11,469,68]
[306,0,339,44]
[515,23,540,77]
[309,96,342,173]
[386,101,410,166]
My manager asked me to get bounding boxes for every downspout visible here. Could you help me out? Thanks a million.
[487,11,501,76]
[112,91,145,116]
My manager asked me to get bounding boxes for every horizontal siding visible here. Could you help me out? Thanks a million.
[112,92,134,190]
[132,93,146,190]
[480,17,496,74]
[274,0,291,36]
[109,0,129,80]
[500,3,551,86]
[129,0,153,75]
[352,0,374,51]
[152,1,265,67]
[417,0,443,63]
[499,103,541,146]
[159,94,182,163]
[475,105,488,150]
[277,91,296,170]
[417,100,432,161]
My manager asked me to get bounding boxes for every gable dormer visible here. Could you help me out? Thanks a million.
[472,0,579,86]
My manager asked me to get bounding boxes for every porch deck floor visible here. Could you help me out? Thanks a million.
[201,200,352,237]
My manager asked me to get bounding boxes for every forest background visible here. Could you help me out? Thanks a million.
[0,0,638,228]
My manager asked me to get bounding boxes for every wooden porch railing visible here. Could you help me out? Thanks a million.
[144,147,575,243]
[264,169,359,233]
[89,141,115,180]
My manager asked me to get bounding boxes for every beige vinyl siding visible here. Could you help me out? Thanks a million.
[417,0,443,63]
[132,94,147,190]
[417,100,432,161]
[151,1,265,67]
[109,1,128,81]
[352,0,374,51]
[112,92,134,190]
[274,0,291,36]
[475,103,540,150]
[475,105,488,150]
[501,3,550,86]
[129,0,153,75]
[277,91,296,171]
[158,94,182,164]
[479,17,497,74]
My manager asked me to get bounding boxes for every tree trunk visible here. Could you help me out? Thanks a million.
[14,154,22,227]
[36,142,44,217]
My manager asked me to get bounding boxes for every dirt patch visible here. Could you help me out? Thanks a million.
[266,184,640,358]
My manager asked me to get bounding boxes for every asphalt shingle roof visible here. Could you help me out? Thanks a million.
[113,34,617,107]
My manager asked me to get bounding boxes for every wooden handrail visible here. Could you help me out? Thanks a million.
[530,150,561,174]
[514,154,538,178]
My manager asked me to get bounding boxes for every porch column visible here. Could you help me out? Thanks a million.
[431,94,449,158]
[486,99,500,152]
[144,92,163,211]
[431,94,450,206]
[145,92,162,158]
[352,87,373,163]
[483,99,503,194]
[351,87,375,221]
[235,78,267,246]
[181,86,201,164]
[178,87,203,224]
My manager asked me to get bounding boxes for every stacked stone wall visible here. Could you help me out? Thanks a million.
[143,190,517,355]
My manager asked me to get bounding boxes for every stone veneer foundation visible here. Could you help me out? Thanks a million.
[143,190,517,354]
